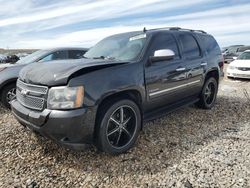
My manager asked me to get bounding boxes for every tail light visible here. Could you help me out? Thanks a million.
[219,56,224,71]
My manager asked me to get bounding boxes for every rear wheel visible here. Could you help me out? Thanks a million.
[0,83,16,109]
[196,77,218,109]
[95,99,141,155]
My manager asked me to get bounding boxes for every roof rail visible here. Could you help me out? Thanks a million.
[143,27,207,34]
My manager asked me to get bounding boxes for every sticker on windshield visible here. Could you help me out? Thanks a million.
[129,34,146,41]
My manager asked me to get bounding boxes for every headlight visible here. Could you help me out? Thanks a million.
[228,66,236,70]
[47,86,84,110]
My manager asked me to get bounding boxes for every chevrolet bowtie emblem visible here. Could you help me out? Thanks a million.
[21,89,29,96]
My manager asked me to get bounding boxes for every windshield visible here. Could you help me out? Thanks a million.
[238,52,250,60]
[16,50,49,64]
[84,32,147,61]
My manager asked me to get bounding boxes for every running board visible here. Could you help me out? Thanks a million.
[143,98,199,122]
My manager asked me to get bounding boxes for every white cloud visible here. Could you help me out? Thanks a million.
[0,0,249,48]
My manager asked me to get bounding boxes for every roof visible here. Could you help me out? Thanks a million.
[44,47,89,51]
[143,27,208,35]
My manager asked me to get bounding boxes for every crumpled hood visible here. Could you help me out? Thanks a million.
[19,58,126,86]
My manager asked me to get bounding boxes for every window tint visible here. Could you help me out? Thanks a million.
[150,33,180,59]
[68,50,86,59]
[39,51,68,62]
[179,34,201,59]
[200,35,221,55]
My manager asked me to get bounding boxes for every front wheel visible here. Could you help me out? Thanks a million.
[196,77,218,109]
[0,83,16,109]
[95,99,141,155]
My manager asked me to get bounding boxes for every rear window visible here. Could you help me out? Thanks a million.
[179,33,201,59]
[199,35,221,55]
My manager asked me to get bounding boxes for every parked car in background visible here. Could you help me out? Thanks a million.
[5,55,20,64]
[16,52,31,59]
[0,54,7,63]
[0,47,88,108]
[227,50,250,79]
[11,27,223,154]
[235,46,250,57]
[223,45,244,63]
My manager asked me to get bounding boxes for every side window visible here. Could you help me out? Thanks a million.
[149,33,180,59]
[51,51,68,60]
[68,50,86,59]
[40,54,53,62]
[200,35,221,55]
[39,51,68,62]
[179,34,201,59]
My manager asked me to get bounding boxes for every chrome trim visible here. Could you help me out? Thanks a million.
[17,79,48,95]
[200,63,208,66]
[16,90,45,111]
[149,80,201,97]
[176,67,186,71]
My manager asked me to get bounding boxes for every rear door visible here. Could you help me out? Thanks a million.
[176,32,204,97]
[144,33,187,111]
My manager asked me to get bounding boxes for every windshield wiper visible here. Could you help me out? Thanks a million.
[92,56,116,60]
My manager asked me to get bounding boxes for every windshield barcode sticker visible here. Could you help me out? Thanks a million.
[129,34,146,41]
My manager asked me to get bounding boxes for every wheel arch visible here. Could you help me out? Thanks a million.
[0,78,17,99]
[93,89,143,140]
[205,68,219,83]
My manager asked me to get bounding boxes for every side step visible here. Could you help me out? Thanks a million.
[143,98,199,122]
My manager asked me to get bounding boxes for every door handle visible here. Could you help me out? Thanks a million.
[201,62,207,66]
[176,67,186,71]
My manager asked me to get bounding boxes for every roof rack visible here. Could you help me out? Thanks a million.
[143,27,207,34]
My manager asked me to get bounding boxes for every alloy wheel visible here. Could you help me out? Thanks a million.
[106,105,137,149]
[204,82,216,105]
[6,88,16,104]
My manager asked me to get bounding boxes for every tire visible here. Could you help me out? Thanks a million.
[95,99,141,155]
[0,83,16,109]
[196,77,218,109]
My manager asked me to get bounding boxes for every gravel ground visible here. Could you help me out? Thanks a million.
[0,66,250,187]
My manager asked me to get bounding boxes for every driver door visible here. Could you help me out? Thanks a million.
[144,33,187,111]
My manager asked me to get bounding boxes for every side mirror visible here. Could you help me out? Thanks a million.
[233,57,237,60]
[150,49,175,63]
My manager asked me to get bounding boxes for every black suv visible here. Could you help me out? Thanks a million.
[11,27,223,155]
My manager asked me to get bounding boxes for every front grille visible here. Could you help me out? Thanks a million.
[237,67,250,71]
[16,79,48,111]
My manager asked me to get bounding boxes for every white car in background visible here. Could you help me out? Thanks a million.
[227,50,250,79]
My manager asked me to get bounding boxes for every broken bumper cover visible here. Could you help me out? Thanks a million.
[11,99,96,150]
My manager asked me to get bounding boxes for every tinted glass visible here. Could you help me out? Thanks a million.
[16,50,49,64]
[200,35,221,55]
[149,33,180,59]
[179,34,201,58]
[39,50,68,62]
[68,50,86,59]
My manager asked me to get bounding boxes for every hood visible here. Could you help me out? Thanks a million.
[0,63,25,68]
[0,63,15,68]
[19,58,127,86]
[230,60,250,67]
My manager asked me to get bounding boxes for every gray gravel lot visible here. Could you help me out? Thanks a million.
[0,66,250,187]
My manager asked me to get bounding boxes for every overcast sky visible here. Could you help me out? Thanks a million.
[0,0,249,49]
